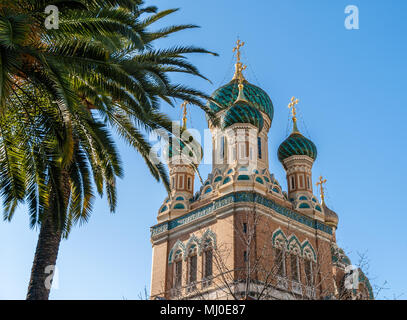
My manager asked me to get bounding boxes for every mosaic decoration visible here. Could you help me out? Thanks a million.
[151,191,332,237]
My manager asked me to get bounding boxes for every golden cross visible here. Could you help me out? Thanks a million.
[288,96,299,121]
[233,39,245,63]
[181,100,189,130]
[316,176,327,203]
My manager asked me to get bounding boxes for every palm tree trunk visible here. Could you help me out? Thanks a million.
[26,170,70,300]
[26,214,62,300]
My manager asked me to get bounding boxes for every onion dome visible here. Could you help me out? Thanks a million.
[323,202,339,228]
[278,131,317,162]
[164,132,202,166]
[222,100,264,131]
[208,40,273,123]
[277,97,317,162]
[208,79,273,122]
[163,101,202,165]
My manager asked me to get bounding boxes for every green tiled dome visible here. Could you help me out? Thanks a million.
[165,134,202,164]
[222,101,264,131]
[277,132,317,162]
[208,79,273,122]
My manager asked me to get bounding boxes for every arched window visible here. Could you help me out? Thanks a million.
[302,241,316,287]
[202,238,213,288]
[290,176,296,190]
[288,235,301,283]
[187,177,191,190]
[307,176,311,190]
[274,247,286,277]
[187,244,197,291]
[257,137,262,159]
[290,253,300,282]
[204,248,213,278]
[304,258,313,286]
[173,250,183,290]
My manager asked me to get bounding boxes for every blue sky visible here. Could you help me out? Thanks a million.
[1,0,406,299]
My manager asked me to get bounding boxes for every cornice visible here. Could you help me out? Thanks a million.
[151,191,333,238]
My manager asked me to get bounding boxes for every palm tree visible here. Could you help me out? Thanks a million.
[0,0,217,299]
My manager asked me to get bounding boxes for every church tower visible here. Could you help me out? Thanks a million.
[277,98,321,219]
[158,102,202,224]
[150,41,373,300]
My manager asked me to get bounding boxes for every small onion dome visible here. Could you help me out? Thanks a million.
[164,134,202,165]
[222,100,264,131]
[208,79,273,122]
[322,202,339,228]
[277,130,317,162]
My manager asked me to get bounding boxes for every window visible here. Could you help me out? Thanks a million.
[187,177,191,190]
[290,176,296,190]
[243,223,247,234]
[204,248,213,278]
[174,260,182,289]
[239,143,246,159]
[188,255,197,284]
[299,175,304,188]
[220,136,225,160]
[304,259,313,285]
[290,254,300,282]
[178,175,184,189]
[274,248,285,277]
[307,176,310,190]
[257,137,262,159]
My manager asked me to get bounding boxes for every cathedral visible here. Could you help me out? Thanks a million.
[149,41,373,300]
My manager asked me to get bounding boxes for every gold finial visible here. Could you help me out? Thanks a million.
[233,39,245,63]
[232,39,246,80]
[316,176,327,204]
[181,100,189,130]
[288,96,299,121]
[237,64,246,84]
[235,63,248,102]
[288,96,300,132]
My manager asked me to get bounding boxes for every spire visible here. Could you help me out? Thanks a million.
[288,96,300,133]
[181,100,189,130]
[316,175,327,204]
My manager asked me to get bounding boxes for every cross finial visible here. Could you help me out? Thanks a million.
[288,96,299,120]
[181,100,189,130]
[232,39,246,81]
[233,39,245,63]
[288,96,300,132]
[316,176,327,203]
